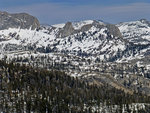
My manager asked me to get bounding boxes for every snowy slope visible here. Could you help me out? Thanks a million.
[52,23,65,28]
[2,19,150,70]
[117,19,150,66]
[2,19,150,64]
[0,20,126,62]
[0,28,55,51]
[117,19,150,45]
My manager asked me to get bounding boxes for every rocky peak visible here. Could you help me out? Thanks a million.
[59,22,75,38]
[0,11,40,30]
[63,22,74,31]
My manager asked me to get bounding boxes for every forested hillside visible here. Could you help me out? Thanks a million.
[0,60,150,112]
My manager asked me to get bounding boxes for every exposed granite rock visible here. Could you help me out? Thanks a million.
[92,20,105,29]
[0,11,40,30]
[60,22,74,37]
[106,24,122,38]
[80,24,92,32]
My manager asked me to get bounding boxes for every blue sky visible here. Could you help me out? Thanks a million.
[1,0,150,24]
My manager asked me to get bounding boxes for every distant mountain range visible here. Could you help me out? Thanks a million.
[0,11,150,95]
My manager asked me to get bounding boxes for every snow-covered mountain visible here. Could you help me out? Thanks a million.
[117,19,150,65]
[1,12,150,95]
[0,19,126,62]
[2,18,150,64]
[117,19,150,45]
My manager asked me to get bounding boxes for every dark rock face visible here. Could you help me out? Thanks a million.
[106,24,122,38]
[0,11,40,30]
[80,24,92,32]
[60,22,75,37]
[92,20,105,29]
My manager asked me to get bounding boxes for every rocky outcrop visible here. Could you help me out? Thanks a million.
[106,24,122,38]
[0,11,40,30]
[80,24,92,32]
[59,22,74,37]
